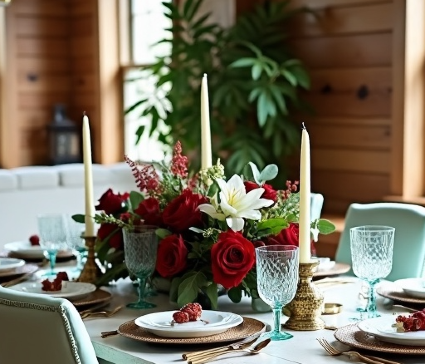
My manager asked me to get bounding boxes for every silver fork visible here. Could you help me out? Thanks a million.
[316,338,401,364]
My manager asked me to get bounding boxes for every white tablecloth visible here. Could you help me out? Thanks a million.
[83,279,424,364]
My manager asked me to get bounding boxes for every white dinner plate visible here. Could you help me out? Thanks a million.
[394,278,425,298]
[8,281,96,301]
[4,241,73,259]
[358,316,425,346]
[135,310,244,338]
[0,258,25,271]
[316,257,336,271]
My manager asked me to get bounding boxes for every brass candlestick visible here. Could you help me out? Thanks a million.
[284,261,325,331]
[77,236,103,284]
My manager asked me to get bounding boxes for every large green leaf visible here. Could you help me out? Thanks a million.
[177,272,208,307]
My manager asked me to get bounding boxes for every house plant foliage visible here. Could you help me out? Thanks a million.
[127,0,310,182]
[74,142,335,309]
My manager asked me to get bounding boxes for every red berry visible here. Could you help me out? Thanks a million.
[172,311,189,324]
[29,234,40,246]
[180,303,202,321]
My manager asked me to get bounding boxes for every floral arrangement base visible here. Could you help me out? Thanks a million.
[284,261,325,331]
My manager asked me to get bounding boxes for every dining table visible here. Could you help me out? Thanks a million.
[81,276,425,364]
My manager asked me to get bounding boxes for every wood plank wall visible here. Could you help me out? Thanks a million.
[286,0,396,214]
[3,0,72,166]
[1,0,102,167]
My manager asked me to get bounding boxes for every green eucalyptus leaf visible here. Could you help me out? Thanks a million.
[316,219,336,235]
[177,272,208,307]
[156,228,172,239]
[248,162,261,185]
[230,57,257,68]
[259,164,278,182]
[227,287,242,303]
[204,283,219,310]
[169,276,183,303]
[129,191,144,211]
[72,214,85,224]
[257,218,289,235]
[251,62,262,80]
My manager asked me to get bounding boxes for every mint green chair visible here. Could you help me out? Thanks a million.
[0,284,99,364]
[335,202,425,281]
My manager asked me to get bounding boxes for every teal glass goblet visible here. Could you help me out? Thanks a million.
[350,225,395,319]
[123,225,158,309]
[256,245,299,341]
[37,214,67,276]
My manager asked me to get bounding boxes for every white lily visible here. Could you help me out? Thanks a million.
[198,174,274,232]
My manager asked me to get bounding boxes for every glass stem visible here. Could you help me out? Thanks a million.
[366,279,379,315]
[137,277,147,303]
[272,307,282,335]
[48,251,57,273]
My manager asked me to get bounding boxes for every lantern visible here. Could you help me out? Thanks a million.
[47,104,82,165]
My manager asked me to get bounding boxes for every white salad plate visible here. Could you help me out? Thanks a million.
[4,241,73,259]
[394,278,425,298]
[8,281,97,301]
[135,310,244,338]
[0,258,25,271]
[316,257,336,271]
[358,316,425,346]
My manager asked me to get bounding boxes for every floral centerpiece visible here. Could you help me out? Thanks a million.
[74,141,335,309]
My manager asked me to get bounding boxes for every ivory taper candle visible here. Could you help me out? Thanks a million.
[299,123,311,263]
[201,74,212,170]
[82,114,95,237]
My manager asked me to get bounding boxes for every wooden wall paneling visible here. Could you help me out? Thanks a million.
[309,124,391,149]
[312,149,391,174]
[290,0,391,9]
[11,0,68,16]
[290,2,393,37]
[95,0,123,164]
[15,16,69,37]
[389,0,406,196]
[312,170,391,214]
[289,33,392,69]
[1,3,20,168]
[399,0,424,198]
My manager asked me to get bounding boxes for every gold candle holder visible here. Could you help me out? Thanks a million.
[284,261,325,331]
[77,236,102,284]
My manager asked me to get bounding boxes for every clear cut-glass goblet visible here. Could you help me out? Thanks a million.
[63,215,87,273]
[123,225,158,309]
[256,245,299,341]
[37,213,67,276]
[350,225,395,319]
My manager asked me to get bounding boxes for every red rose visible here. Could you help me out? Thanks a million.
[156,234,188,278]
[97,223,123,249]
[134,197,162,226]
[244,181,277,202]
[162,189,207,232]
[211,230,255,289]
[267,223,316,255]
[95,188,130,215]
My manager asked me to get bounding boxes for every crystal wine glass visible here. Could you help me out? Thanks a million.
[37,214,67,276]
[256,245,299,341]
[350,225,395,318]
[123,225,158,309]
[63,215,87,272]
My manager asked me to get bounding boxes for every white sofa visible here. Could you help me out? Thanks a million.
[0,163,137,249]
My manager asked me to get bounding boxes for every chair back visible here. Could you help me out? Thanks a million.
[0,284,98,364]
[335,202,425,281]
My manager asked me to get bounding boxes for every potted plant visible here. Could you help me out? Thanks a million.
[127,0,310,184]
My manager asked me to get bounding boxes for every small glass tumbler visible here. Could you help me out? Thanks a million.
[256,245,299,341]
[123,225,158,309]
[350,225,395,318]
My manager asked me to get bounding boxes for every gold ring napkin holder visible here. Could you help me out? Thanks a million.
[77,235,102,284]
[284,261,325,331]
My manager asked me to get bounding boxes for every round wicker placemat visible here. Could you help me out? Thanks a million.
[118,317,266,345]
[72,289,112,307]
[334,323,425,355]
[313,263,351,278]
[377,283,425,305]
